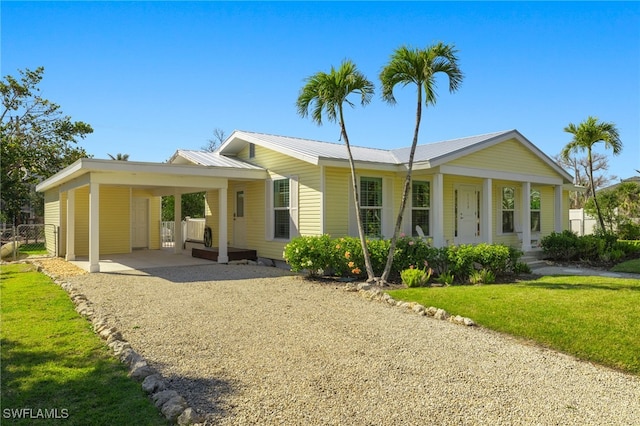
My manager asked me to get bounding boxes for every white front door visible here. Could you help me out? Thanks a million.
[233,189,247,248]
[456,185,479,244]
[132,197,149,249]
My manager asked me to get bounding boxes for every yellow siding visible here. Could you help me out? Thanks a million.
[324,167,350,236]
[43,190,60,255]
[449,138,559,179]
[74,187,90,255]
[99,187,130,254]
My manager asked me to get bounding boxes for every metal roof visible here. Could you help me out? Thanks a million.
[171,149,266,169]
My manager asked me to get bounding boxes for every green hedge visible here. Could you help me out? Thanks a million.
[541,231,640,263]
[284,235,523,283]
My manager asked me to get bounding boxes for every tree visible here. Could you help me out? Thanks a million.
[561,116,622,231]
[161,193,205,221]
[378,43,463,283]
[296,60,377,282]
[554,152,615,208]
[1,67,93,225]
[107,153,129,161]
[201,127,226,152]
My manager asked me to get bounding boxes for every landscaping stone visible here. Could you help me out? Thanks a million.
[177,407,204,426]
[161,395,188,422]
[434,308,449,320]
[142,374,167,394]
[152,390,180,408]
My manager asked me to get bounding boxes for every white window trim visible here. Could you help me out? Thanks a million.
[410,180,431,237]
[530,187,541,233]
[348,175,392,238]
[265,175,298,241]
[498,185,517,235]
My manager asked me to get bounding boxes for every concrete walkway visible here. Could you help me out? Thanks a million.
[69,248,214,273]
[529,263,640,280]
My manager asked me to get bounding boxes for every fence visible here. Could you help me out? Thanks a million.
[569,209,597,236]
[0,224,58,261]
[161,218,206,248]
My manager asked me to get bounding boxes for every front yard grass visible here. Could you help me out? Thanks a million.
[611,258,640,274]
[388,275,640,375]
[0,263,167,425]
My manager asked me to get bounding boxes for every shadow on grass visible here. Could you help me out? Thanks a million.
[520,280,640,292]
[2,336,239,424]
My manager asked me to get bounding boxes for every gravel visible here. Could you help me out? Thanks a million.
[67,263,640,425]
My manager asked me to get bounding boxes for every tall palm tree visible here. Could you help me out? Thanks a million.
[296,60,377,282]
[107,153,129,161]
[561,116,622,231]
[378,43,463,283]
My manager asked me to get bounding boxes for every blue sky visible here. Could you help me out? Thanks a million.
[3,1,639,180]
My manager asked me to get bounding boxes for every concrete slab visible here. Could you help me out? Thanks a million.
[69,248,214,273]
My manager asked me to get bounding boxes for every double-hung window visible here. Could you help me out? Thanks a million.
[360,177,382,237]
[273,179,290,239]
[530,188,541,232]
[411,181,430,236]
[501,187,515,233]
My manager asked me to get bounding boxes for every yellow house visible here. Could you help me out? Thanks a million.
[37,129,574,272]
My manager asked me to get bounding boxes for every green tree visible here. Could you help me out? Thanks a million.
[561,116,622,231]
[378,43,463,283]
[585,181,640,233]
[161,193,205,221]
[1,67,92,225]
[107,153,129,161]
[296,60,377,282]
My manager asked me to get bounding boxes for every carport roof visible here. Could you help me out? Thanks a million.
[36,157,268,195]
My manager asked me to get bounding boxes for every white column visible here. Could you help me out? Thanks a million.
[88,182,100,272]
[521,182,531,252]
[173,192,182,254]
[432,173,444,247]
[555,185,563,233]
[66,189,76,261]
[482,178,493,244]
[217,187,229,263]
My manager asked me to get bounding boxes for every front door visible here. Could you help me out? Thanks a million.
[456,185,479,244]
[233,189,247,248]
[132,197,149,249]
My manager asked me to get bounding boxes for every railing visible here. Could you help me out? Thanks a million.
[160,218,206,248]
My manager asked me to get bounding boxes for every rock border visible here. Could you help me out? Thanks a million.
[343,282,477,327]
[30,261,205,426]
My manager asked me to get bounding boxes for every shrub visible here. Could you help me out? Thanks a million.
[472,243,512,276]
[541,230,580,261]
[618,222,640,240]
[392,236,433,278]
[400,266,433,288]
[469,268,496,285]
[436,270,455,286]
[283,235,335,276]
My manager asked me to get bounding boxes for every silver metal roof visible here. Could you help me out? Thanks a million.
[173,150,265,169]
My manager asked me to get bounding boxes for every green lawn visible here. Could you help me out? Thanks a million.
[611,258,640,274]
[1,264,167,426]
[388,275,640,375]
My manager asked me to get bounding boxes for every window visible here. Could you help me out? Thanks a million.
[273,179,289,239]
[531,188,541,232]
[501,187,515,233]
[360,177,382,237]
[412,181,430,236]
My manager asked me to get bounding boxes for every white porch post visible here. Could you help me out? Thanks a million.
[217,186,229,263]
[521,182,531,252]
[88,182,100,272]
[554,185,563,232]
[482,178,493,244]
[173,192,182,254]
[432,173,445,247]
[65,189,75,261]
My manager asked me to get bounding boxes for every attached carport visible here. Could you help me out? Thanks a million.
[36,158,267,272]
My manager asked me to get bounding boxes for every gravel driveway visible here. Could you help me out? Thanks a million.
[68,263,640,425]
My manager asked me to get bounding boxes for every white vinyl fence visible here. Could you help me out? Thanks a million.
[161,218,206,248]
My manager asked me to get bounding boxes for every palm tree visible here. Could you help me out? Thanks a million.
[561,116,622,231]
[378,43,463,283]
[296,60,377,282]
[107,153,129,161]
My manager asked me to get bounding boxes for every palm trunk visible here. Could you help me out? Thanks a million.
[588,149,607,231]
[339,107,376,283]
[380,90,423,283]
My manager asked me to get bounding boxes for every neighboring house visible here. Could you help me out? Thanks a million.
[37,129,575,272]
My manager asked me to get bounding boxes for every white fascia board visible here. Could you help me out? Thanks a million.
[439,165,564,185]
[36,159,85,192]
